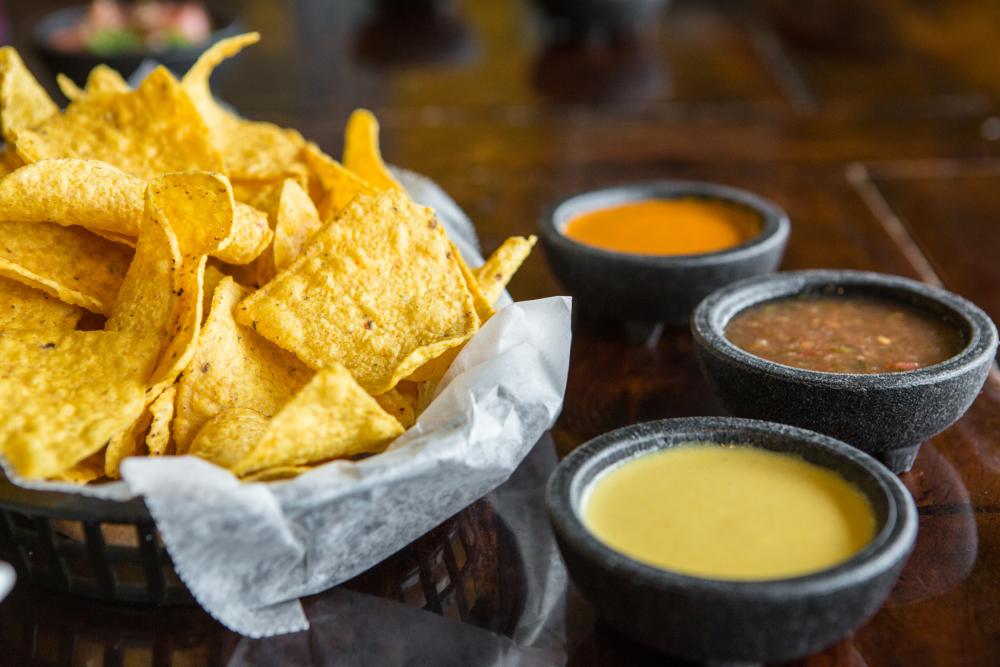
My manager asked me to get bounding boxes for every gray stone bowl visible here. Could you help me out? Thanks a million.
[538,181,789,324]
[692,270,998,473]
[546,416,917,665]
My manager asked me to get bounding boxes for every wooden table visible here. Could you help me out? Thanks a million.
[2,0,1000,664]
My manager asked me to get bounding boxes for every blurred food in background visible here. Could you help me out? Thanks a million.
[47,0,212,56]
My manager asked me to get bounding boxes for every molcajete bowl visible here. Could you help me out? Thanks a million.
[692,270,998,473]
[33,4,243,86]
[538,181,789,324]
[546,417,917,664]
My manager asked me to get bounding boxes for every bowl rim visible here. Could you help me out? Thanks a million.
[546,416,918,599]
[537,180,790,267]
[691,269,998,389]
[33,3,242,60]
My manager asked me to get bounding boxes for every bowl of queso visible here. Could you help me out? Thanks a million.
[538,181,789,323]
[547,417,917,664]
[692,270,998,472]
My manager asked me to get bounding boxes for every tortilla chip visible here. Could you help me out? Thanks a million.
[0,146,21,177]
[236,190,479,394]
[344,109,401,192]
[0,221,132,315]
[173,277,311,453]
[0,159,146,236]
[231,176,290,213]
[0,276,83,331]
[15,66,223,179]
[373,386,416,430]
[104,406,153,478]
[189,407,268,470]
[0,47,58,145]
[51,450,106,483]
[181,33,306,180]
[233,363,404,476]
[0,329,154,478]
[56,74,84,102]
[58,65,130,102]
[302,142,379,221]
[241,465,313,482]
[272,179,322,271]
[108,172,233,392]
[202,262,228,323]
[475,236,536,304]
[0,159,270,264]
[83,65,130,96]
[145,384,176,456]
[214,202,272,265]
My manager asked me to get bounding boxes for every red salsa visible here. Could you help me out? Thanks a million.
[725,295,965,374]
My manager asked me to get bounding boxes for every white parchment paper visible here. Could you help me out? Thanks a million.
[3,170,572,638]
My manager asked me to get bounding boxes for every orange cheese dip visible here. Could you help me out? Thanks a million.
[564,198,762,256]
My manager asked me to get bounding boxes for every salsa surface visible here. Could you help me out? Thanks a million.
[725,295,965,374]
[563,198,761,256]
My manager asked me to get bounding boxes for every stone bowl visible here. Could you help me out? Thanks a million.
[33,4,243,86]
[546,416,917,664]
[538,181,789,324]
[692,270,998,473]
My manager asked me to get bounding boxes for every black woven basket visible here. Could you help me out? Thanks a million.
[0,476,524,633]
[0,477,185,605]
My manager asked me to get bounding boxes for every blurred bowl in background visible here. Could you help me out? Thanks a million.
[532,0,670,39]
[33,4,242,86]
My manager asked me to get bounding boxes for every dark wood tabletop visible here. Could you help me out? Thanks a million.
[2,0,1000,665]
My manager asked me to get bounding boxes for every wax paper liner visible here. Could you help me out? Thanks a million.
[1,169,572,638]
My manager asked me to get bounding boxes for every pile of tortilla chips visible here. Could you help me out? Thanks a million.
[0,34,535,483]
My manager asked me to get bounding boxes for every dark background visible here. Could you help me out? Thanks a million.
[2,1,1000,665]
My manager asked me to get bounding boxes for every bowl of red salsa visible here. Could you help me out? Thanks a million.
[692,270,997,473]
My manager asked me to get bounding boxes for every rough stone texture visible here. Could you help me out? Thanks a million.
[538,181,789,324]
[692,270,999,472]
[546,417,918,664]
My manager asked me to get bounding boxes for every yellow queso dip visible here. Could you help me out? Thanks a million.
[582,445,876,581]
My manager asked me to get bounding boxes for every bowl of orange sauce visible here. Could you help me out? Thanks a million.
[538,181,789,323]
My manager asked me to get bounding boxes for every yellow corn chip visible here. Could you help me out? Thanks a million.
[374,386,416,430]
[202,262,228,322]
[57,65,130,102]
[15,66,223,179]
[0,146,21,177]
[236,190,479,394]
[84,65,130,96]
[0,276,83,331]
[0,159,146,236]
[56,74,84,101]
[272,179,322,271]
[475,235,537,304]
[173,277,311,453]
[233,363,404,476]
[405,245,498,383]
[302,142,379,221]
[0,159,270,264]
[0,47,58,144]
[108,172,233,391]
[344,109,401,192]
[0,221,132,315]
[181,33,306,180]
[0,329,154,478]
[242,465,314,483]
[214,202,272,265]
[146,384,176,456]
[189,407,268,470]
[51,450,106,483]
[104,407,153,478]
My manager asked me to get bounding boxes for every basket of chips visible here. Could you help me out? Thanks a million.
[0,34,570,636]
